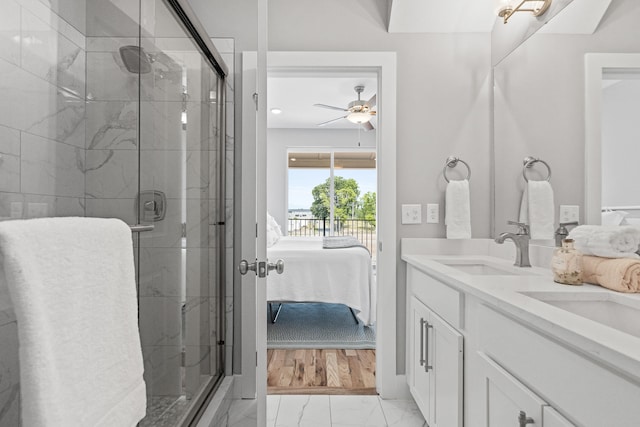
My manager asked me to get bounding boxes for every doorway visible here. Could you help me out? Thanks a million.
[239,51,397,426]
[263,60,392,396]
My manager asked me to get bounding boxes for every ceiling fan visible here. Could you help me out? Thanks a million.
[313,85,377,130]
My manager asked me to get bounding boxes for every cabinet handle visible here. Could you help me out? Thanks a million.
[419,318,426,367]
[518,411,534,427]
[424,321,433,372]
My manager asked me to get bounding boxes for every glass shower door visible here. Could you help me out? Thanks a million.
[86,0,225,424]
[136,0,224,424]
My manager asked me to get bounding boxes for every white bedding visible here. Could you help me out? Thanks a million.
[266,236,376,325]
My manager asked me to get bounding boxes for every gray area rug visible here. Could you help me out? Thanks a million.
[267,303,376,349]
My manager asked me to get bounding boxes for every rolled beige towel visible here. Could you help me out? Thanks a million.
[582,255,640,292]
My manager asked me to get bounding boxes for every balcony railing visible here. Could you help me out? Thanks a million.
[287,217,377,258]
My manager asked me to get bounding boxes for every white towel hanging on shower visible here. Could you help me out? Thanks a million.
[0,217,146,427]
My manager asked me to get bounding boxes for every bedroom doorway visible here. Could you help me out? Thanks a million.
[265,71,379,395]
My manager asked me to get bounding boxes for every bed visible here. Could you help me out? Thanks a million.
[266,236,376,326]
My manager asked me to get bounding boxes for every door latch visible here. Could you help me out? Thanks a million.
[239,259,285,277]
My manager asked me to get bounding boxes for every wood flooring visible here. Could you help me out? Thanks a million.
[267,349,377,395]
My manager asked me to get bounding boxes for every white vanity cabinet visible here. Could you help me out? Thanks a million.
[477,304,640,426]
[478,352,574,427]
[407,266,463,427]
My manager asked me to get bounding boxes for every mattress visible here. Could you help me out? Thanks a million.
[266,236,376,325]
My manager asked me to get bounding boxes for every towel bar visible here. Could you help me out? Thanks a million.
[522,156,551,182]
[443,156,471,183]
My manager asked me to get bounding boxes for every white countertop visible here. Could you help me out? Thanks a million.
[401,239,640,383]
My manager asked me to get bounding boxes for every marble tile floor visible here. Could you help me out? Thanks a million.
[223,394,427,427]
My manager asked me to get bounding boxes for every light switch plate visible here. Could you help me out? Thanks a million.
[559,205,579,223]
[401,204,422,224]
[426,204,439,223]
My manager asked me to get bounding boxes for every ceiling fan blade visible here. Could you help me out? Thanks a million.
[317,116,347,127]
[365,94,376,108]
[362,121,374,131]
[313,103,348,112]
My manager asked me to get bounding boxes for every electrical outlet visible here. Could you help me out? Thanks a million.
[401,204,422,224]
[559,205,579,223]
[426,204,439,224]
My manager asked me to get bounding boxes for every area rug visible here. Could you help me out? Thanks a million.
[266,303,376,349]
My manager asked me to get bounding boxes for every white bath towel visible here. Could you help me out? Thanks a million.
[519,180,555,240]
[0,217,146,427]
[569,225,640,259]
[445,179,472,239]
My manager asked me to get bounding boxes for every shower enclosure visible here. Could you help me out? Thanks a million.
[0,0,229,425]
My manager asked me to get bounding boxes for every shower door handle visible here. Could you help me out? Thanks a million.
[129,224,155,233]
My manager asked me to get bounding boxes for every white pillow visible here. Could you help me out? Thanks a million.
[267,212,283,237]
[266,224,279,247]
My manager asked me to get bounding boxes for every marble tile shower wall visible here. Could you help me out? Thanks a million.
[0,1,86,425]
[0,1,235,422]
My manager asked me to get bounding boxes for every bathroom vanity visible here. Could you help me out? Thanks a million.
[402,238,640,427]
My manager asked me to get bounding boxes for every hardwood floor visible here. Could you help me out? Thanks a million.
[267,349,377,395]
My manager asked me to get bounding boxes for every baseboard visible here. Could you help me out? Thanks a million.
[379,374,410,400]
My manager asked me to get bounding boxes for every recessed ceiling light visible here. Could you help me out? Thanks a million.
[271,108,282,114]
[290,157,297,162]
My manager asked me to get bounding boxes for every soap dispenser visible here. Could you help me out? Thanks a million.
[551,238,583,285]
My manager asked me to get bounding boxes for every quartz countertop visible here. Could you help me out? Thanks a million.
[401,239,640,383]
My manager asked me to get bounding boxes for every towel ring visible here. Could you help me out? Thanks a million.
[443,156,471,183]
[522,156,551,182]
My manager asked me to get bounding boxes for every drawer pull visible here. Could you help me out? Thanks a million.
[419,318,426,366]
[424,321,433,372]
[518,411,534,427]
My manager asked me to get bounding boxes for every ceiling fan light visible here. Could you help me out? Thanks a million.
[346,111,371,124]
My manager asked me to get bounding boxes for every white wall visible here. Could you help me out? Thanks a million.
[602,79,640,208]
[493,0,640,232]
[266,128,376,230]
[268,0,492,373]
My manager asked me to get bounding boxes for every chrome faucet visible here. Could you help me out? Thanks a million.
[495,221,532,267]
[554,221,579,247]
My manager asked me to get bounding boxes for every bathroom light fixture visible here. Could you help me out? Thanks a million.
[498,0,552,24]
[270,108,282,114]
[346,111,372,124]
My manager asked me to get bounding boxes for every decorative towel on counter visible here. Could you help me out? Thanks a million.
[569,225,640,259]
[0,217,146,427]
[322,236,370,254]
[582,255,640,292]
[445,179,471,239]
[519,180,555,240]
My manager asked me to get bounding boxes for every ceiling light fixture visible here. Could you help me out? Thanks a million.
[270,108,282,114]
[346,111,372,124]
[498,0,552,24]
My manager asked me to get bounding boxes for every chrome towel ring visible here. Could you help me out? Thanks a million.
[443,156,471,183]
[522,156,551,182]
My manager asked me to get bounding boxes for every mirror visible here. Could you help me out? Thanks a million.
[493,0,640,243]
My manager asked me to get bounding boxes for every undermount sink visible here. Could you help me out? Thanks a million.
[437,259,538,276]
[521,291,640,339]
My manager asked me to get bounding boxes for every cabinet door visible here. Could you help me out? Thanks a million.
[543,407,576,427]
[478,352,546,427]
[410,297,432,422]
[431,311,463,427]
